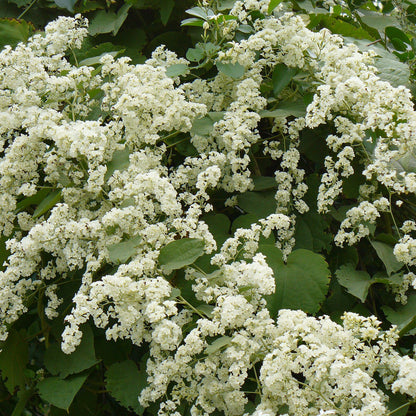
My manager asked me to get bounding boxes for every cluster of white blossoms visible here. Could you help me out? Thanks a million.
[141,308,413,416]
[1,2,416,415]
[334,197,390,246]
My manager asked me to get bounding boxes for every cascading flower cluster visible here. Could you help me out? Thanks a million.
[1,2,416,415]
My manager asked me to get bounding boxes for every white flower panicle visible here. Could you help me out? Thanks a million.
[1,7,416,416]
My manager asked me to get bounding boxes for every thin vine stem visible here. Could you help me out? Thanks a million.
[17,0,38,19]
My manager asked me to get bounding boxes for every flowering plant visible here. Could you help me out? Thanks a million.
[1,1,416,415]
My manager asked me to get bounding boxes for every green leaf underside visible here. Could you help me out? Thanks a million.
[108,235,142,264]
[191,115,216,136]
[105,360,147,414]
[159,238,205,270]
[88,4,131,36]
[38,373,88,411]
[105,147,130,180]
[206,336,232,354]
[260,246,330,316]
[181,18,204,27]
[44,325,99,378]
[336,264,371,302]
[216,61,245,78]
[185,7,208,20]
[165,63,189,77]
[370,240,403,276]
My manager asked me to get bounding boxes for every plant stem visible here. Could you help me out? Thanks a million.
[17,0,37,19]
[387,401,415,416]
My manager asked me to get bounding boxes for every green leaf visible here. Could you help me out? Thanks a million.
[385,390,410,416]
[79,50,120,67]
[359,10,399,33]
[389,148,416,175]
[348,38,410,88]
[202,213,231,247]
[15,189,49,213]
[191,116,215,136]
[105,360,147,414]
[32,190,61,219]
[0,329,28,393]
[170,287,181,299]
[185,7,208,20]
[268,0,283,14]
[237,191,276,218]
[390,38,408,52]
[108,235,142,264]
[237,24,254,34]
[11,388,34,416]
[335,264,371,302]
[309,15,372,40]
[218,0,236,9]
[272,63,297,96]
[216,61,245,79]
[231,214,264,236]
[207,111,224,122]
[385,26,411,45]
[186,46,205,62]
[181,17,205,27]
[67,387,97,416]
[260,100,307,118]
[382,294,416,336]
[88,10,118,36]
[73,41,125,66]
[370,240,403,276]
[0,18,34,49]
[113,3,131,35]
[165,63,189,77]
[159,238,205,271]
[76,0,103,12]
[105,148,130,181]
[38,373,88,411]
[197,304,214,318]
[160,0,174,25]
[54,0,77,12]
[205,336,232,354]
[260,246,330,316]
[294,211,332,252]
[88,4,131,36]
[44,325,99,379]
[252,176,277,191]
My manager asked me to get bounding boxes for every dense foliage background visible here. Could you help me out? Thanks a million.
[1,0,416,415]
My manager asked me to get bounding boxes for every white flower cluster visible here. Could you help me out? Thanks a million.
[1,6,416,416]
[211,214,293,266]
[0,15,215,347]
[334,197,390,246]
[141,308,413,416]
